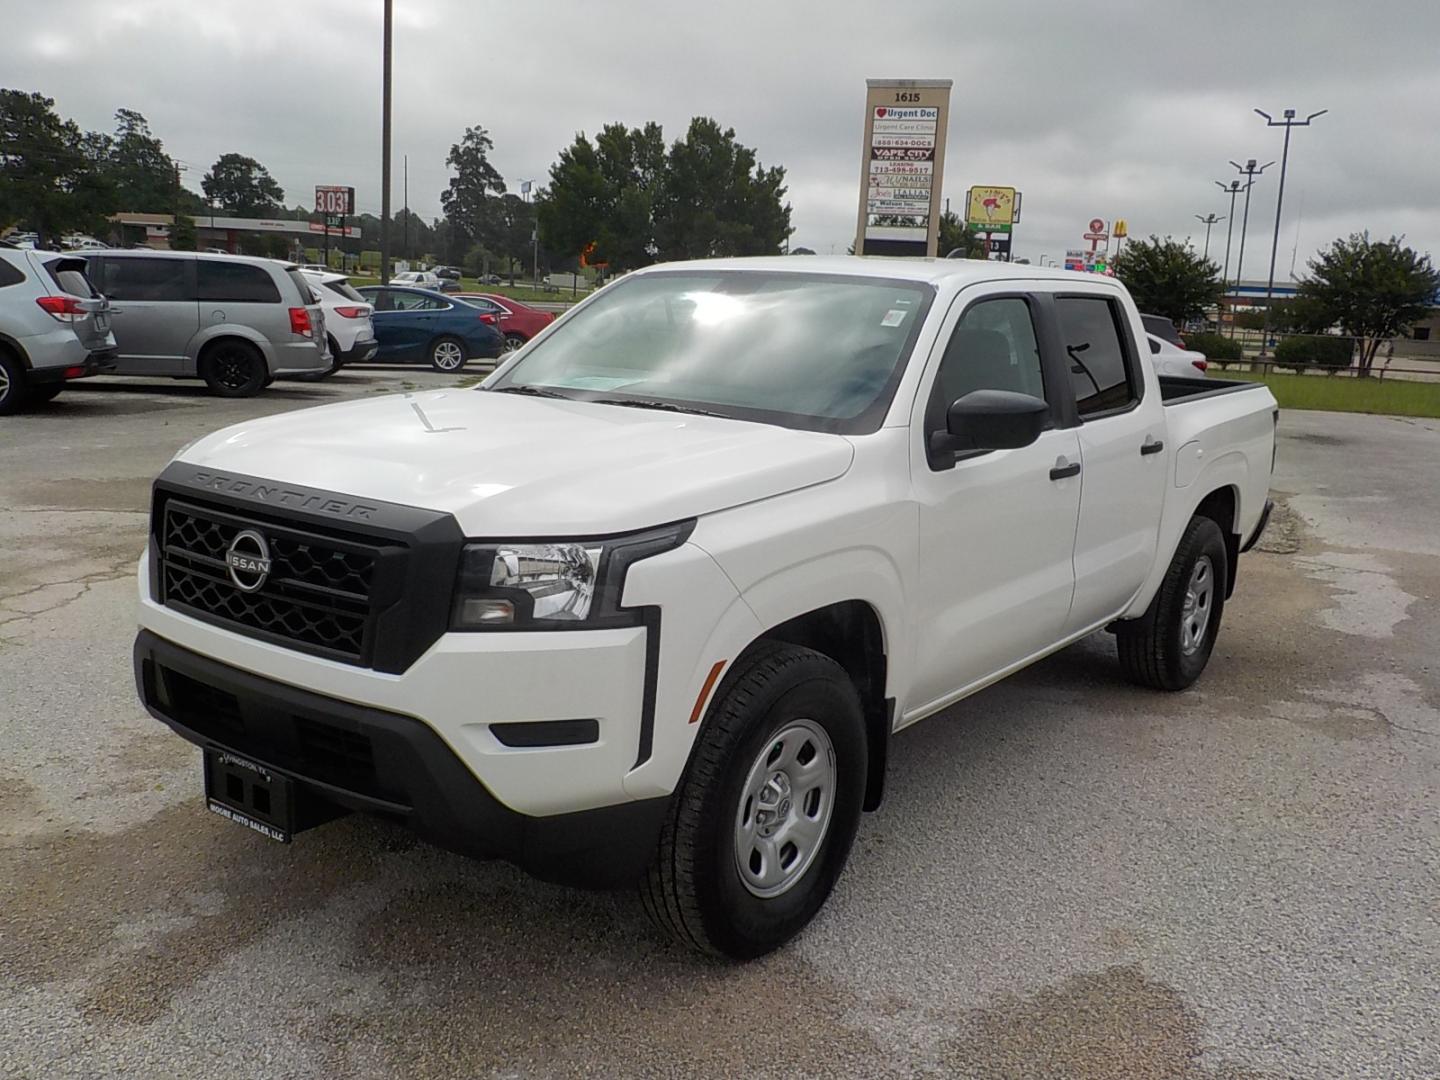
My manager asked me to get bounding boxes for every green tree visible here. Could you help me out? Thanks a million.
[938,210,987,258]
[1265,294,1332,335]
[1113,235,1223,323]
[536,122,664,272]
[0,90,112,246]
[107,109,175,212]
[201,153,284,216]
[169,213,197,250]
[654,117,790,261]
[1296,233,1440,375]
[440,125,506,258]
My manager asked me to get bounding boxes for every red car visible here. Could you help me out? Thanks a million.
[454,293,556,351]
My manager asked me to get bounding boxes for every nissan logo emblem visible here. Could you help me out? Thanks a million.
[225,529,272,593]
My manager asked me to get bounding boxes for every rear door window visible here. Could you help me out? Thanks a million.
[198,261,282,303]
[101,257,194,302]
[1057,296,1138,417]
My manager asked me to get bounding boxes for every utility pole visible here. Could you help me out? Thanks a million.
[403,154,409,263]
[1193,213,1222,261]
[379,0,393,286]
[1228,159,1273,338]
[172,162,187,249]
[1256,107,1327,355]
[1213,180,1243,326]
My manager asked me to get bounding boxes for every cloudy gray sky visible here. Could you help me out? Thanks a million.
[9,0,1438,274]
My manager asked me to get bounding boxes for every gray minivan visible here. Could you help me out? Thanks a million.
[82,250,329,396]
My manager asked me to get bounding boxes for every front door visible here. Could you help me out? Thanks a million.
[907,289,1082,719]
[95,256,198,374]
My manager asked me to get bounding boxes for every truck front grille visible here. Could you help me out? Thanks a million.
[159,499,384,664]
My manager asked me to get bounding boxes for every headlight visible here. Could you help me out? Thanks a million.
[450,521,694,631]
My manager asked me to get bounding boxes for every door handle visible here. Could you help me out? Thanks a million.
[1049,460,1081,481]
[1140,437,1165,456]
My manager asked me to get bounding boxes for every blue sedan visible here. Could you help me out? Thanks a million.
[356,286,505,371]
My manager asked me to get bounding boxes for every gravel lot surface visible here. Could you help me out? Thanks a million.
[2,379,1437,1079]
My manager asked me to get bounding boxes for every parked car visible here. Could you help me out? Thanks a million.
[299,268,377,374]
[1140,312,1185,349]
[134,256,1277,959]
[0,247,116,414]
[1147,332,1208,376]
[4,231,40,249]
[356,285,505,371]
[432,265,462,281]
[480,273,503,285]
[453,292,556,350]
[80,250,329,396]
[388,270,443,291]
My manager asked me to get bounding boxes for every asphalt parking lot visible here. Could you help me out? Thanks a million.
[2,378,1438,1079]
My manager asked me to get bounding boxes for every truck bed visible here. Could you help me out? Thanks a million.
[1158,375,1270,405]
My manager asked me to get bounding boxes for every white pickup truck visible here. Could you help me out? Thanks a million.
[134,257,1277,958]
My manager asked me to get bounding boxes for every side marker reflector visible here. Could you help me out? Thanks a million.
[689,661,727,724]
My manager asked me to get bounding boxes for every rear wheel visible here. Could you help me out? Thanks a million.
[502,332,527,352]
[428,336,467,372]
[1116,515,1228,690]
[641,642,867,959]
[200,341,267,397]
[0,351,29,415]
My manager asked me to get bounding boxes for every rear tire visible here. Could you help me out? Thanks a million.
[1116,516,1228,691]
[428,336,467,372]
[0,351,31,415]
[641,642,867,959]
[502,332,527,352]
[199,341,267,397]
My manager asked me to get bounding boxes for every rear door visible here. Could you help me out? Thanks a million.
[95,255,198,373]
[1056,292,1168,632]
[197,260,286,346]
[369,288,435,360]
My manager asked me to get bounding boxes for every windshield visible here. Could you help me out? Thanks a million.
[488,270,934,433]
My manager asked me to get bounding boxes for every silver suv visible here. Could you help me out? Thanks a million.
[0,246,117,415]
[81,250,329,397]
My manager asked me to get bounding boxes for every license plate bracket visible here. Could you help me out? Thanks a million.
[203,748,295,843]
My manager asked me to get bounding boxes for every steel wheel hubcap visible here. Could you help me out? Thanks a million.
[1180,555,1214,656]
[434,342,463,369]
[734,719,836,898]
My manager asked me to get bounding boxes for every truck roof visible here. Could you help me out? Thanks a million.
[635,255,1115,289]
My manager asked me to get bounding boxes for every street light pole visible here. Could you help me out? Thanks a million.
[379,0,393,287]
[1193,213,1222,261]
[1256,107,1327,354]
[1228,158,1273,337]
[1214,180,1242,329]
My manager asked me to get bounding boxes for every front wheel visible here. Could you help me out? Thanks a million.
[200,341,268,397]
[428,336,467,372]
[1116,515,1228,691]
[641,642,867,959]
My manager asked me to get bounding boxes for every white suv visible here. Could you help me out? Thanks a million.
[388,270,442,291]
[299,269,377,374]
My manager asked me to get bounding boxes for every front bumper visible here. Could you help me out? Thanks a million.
[134,629,669,886]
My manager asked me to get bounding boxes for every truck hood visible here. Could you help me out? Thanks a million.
[177,388,854,535]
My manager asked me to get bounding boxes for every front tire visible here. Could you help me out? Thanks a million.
[428,336,467,372]
[641,642,867,959]
[1116,515,1228,691]
[199,341,267,397]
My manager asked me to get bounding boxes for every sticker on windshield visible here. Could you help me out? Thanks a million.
[881,309,907,327]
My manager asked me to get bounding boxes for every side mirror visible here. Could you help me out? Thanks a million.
[937,389,1049,455]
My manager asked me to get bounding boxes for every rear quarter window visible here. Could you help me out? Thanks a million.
[0,257,25,288]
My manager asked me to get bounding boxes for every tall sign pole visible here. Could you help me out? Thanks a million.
[855,79,952,257]
[379,0,393,286]
[1255,108,1327,355]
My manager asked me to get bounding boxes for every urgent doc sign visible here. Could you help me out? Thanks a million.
[855,79,952,257]
[314,186,355,216]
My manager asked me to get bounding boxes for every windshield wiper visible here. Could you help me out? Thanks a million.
[488,384,572,399]
[590,397,730,419]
